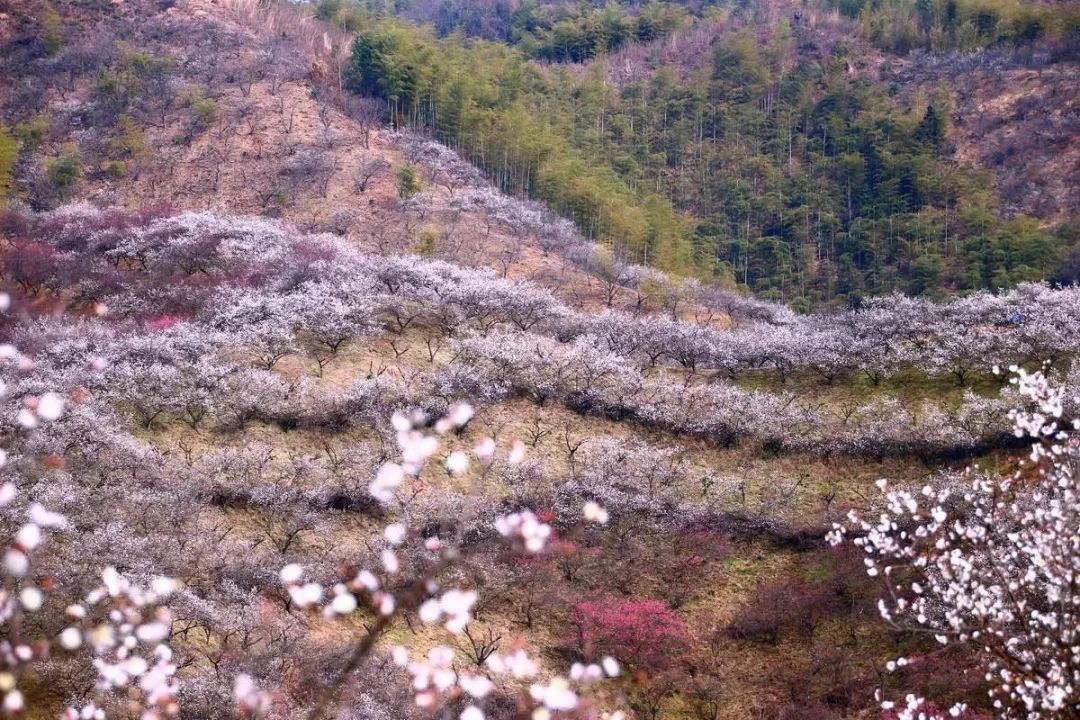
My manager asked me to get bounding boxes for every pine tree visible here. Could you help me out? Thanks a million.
[916,104,945,153]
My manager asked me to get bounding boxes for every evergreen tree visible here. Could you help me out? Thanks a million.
[397,164,421,199]
[916,104,945,153]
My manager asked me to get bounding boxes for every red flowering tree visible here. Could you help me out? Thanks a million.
[568,596,691,671]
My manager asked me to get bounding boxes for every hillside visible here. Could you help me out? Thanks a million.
[2,201,1078,719]
[0,0,1077,719]
[315,0,1080,304]
[1,0,1078,304]
[0,0,722,315]
[888,46,1080,222]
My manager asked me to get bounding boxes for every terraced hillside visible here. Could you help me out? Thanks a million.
[0,0,1077,718]
[0,202,1078,718]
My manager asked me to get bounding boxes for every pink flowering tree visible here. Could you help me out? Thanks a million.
[568,597,691,672]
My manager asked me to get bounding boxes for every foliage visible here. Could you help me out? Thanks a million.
[345,21,696,272]
[344,10,1077,302]
[186,96,218,129]
[822,0,1080,53]
[396,163,422,199]
[40,3,65,56]
[0,126,17,202]
[514,2,688,62]
[13,117,48,154]
[94,46,175,116]
[45,144,82,198]
[536,23,1074,304]
[316,0,686,56]
[107,115,148,160]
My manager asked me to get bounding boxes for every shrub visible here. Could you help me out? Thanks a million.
[397,164,421,200]
[726,578,840,645]
[45,144,82,198]
[0,126,16,201]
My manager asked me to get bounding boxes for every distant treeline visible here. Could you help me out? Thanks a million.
[314,0,687,59]
[822,0,1080,53]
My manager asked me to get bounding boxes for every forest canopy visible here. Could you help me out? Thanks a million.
[341,2,1079,305]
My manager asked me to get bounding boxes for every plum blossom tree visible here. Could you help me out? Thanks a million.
[568,597,690,672]
[0,320,186,719]
[268,405,627,720]
[830,368,1080,718]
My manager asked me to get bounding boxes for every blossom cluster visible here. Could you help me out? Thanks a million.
[8,206,1076,468]
[271,406,619,719]
[831,368,1079,718]
[4,205,1079,720]
[0,331,184,720]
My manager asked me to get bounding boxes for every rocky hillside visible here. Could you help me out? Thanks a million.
[888,45,1080,222]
